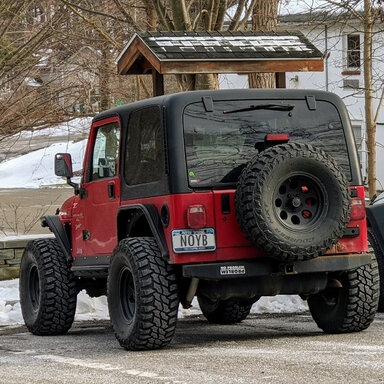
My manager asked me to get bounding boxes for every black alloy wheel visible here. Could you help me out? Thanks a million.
[273,174,326,229]
[119,267,136,322]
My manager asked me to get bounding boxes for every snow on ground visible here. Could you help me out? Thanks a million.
[0,117,91,188]
[0,140,87,188]
[0,279,308,326]
[13,117,91,140]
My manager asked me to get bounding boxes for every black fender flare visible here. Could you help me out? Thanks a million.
[117,204,169,260]
[41,215,72,263]
[366,204,384,253]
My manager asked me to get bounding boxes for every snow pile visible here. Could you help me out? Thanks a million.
[0,140,87,188]
[252,295,308,313]
[0,279,23,325]
[0,279,308,326]
[0,117,91,188]
[75,291,109,322]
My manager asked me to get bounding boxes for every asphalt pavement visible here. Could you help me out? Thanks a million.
[1,312,384,384]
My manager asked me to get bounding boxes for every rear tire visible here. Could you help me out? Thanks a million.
[308,254,379,333]
[19,239,77,335]
[108,237,179,350]
[198,296,257,324]
[368,228,384,312]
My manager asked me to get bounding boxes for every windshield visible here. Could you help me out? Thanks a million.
[183,99,351,188]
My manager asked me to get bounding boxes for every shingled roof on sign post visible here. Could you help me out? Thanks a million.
[116,31,323,95]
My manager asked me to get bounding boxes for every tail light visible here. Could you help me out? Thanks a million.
[265,133,290,142]
[187,205,206,229]
[350,198,365,221]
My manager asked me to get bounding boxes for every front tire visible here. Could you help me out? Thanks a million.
[308,254,379,333]
[108,237,179,350]
[19,239,77,335]
[198,296,257,324]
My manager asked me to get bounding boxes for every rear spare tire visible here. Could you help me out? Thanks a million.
[235,142,350,262]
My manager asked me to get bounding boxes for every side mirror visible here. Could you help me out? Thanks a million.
[55,153,73,178]
[55,153,79,195]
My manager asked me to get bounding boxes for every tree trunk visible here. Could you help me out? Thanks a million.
[99,48,110,111]
[177,73,218,91]
[144,0,157,30]
[248,0,279,89]
[364,0,376,198]
[170,0,191,30]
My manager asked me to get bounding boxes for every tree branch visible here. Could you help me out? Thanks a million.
[228,0,245,30]
[63,3,120,49]
[150,0,175,30]
[112,0,142,30]
[237,0,258,31]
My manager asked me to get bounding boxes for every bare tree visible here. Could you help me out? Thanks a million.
[304,0,383,197]
[249,0,280,88]
[150,0,260,90]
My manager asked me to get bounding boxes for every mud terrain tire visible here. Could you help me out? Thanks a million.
[308,254,379,333]
[19,239,77,335]
[108,237,179,350]
[368,228,384,312]
[235,142,350,262]
[197,296,256,324]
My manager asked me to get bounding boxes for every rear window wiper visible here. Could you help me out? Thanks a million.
[223,103,295,114]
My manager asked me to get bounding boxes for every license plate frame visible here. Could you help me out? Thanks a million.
[172,228,216,253]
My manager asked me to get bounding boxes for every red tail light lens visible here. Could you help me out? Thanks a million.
[187,205,206,229]
[266,133,290,142]
[350,198,365,221]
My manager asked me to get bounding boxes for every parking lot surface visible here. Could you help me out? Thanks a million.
[1,312,384,383]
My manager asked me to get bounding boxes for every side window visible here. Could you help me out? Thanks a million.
[124,106,163,185]
[90,122,120,181]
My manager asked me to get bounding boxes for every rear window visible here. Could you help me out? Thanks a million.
[183,99,351,188]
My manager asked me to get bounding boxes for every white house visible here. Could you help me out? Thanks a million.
[220,12,384,191]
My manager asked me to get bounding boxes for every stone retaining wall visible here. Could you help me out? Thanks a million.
[0,235,54,280]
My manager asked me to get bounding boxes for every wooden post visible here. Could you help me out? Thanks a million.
[275,72,286,88]
[152,70,164,96]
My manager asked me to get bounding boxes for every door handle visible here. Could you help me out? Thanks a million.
[108,183,115,199]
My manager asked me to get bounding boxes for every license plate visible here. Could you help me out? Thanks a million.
[172,229,216,253]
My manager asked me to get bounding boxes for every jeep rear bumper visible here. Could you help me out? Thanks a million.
[182,253,373,280]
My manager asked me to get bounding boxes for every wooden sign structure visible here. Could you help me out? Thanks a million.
[116,31,324,96]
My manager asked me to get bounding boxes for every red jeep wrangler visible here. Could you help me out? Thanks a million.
[20,89,378,350]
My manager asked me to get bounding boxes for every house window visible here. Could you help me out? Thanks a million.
[346,34,361,69]
[343,79,359,89]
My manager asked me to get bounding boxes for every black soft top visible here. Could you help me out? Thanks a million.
[93,89,361,188]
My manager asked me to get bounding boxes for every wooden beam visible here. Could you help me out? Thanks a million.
[159,59,323,75]
[117,36,162,75]
[152,70,164,96]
